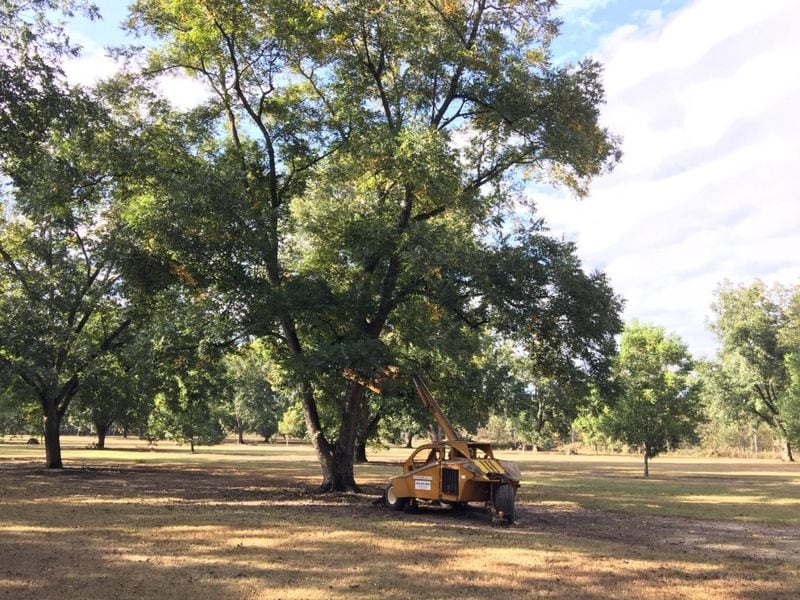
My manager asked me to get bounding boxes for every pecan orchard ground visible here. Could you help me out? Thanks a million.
[1,438,798,599]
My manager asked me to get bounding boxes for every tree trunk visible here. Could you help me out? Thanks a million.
[643,451,649,478]
[354,407,383,464]
[429,424,443,442]
[354,440,368,464]
[93,418,110,449]
[535,398,545,437]
[318,442,359,492]
[306,382,364,492]
[237,425,244,445]
[97,427,107,449]
[43,402,63,469]
[781,440,794,462]
[405,431,414,448]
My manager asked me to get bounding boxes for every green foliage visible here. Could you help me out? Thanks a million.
[0,1,169,467]
[277,402,307,440]
[602,322,701,475]
[3,0,626,486]
[784,353,800,445]
[147,387,226,450]
[146,327,228,451]
[222,341,287,441]
[0,87,142,465]
[71,330,157,446]
[141,289,237,450]
[476,413,515,446]
[0,0,98,166]
[705,280,800,460]
[0,390,39,436]
[573,412,607,453]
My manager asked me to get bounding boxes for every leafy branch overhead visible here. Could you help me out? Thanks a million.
[1,1,622,485]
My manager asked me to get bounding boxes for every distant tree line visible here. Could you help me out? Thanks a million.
[482,281,800,474]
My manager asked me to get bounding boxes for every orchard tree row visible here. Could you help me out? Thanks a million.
[1,2,797,490]
[486,281,800,473]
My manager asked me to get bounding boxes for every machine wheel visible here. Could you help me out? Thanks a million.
[494,484,516,522]
[384,484,407,511]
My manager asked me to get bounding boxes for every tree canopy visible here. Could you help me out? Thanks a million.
[705,280,800,461]
[119,0,621,490]
[0,1,625,484]
[601,322,701,477]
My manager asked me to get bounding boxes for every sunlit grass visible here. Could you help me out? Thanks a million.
[3,436,800,524]
[1,437,799,599]
[488,449,800,526]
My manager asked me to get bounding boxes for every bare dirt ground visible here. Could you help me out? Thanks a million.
[2,457,799,599]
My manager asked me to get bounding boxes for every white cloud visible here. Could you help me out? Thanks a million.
[63,30,209,110]
[153,74,212,112]
[534,0,800,358]
[556,0,612,20]
[61,32,120,86]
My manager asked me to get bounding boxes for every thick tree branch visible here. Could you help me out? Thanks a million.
[431,0,485,128]
[212,19,280,211]
[356,18,394,129]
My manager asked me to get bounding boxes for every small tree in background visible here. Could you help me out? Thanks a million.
[72,333,155,448]
[603,322,701,477]
[574,411,615,454]
[277,403,307,443]
[147,369,227,453]
[222,341,286,443]
[706,280,800,461]
[784,353,800,447]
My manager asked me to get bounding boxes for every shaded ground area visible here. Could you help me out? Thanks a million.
[2,457,799,599]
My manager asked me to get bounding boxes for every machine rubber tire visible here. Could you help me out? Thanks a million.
[494,484,516,522]
[384,484,407,511]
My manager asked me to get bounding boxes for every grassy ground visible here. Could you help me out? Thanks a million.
[1,436,799,599]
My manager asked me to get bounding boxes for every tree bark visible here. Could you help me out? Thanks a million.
[318,442,359,492]
[43,402,63,469]
[781,439,794,462]
[354,440,368,464]
[281,320,362,492]
[96,426,107,449]
[429,424,443,442]
[643,451,649,478]
[309,382,365,492]
[93,418,111,449]
[354,407,383,464]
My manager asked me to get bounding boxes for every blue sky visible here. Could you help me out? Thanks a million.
[534,0,800,358]
[552,0,688,62]
[64,0,800,360]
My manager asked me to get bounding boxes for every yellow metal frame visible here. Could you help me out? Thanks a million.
[384,374,521,516]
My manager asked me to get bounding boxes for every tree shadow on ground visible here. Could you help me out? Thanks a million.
[1,462,799,599]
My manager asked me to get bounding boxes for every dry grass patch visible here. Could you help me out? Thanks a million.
[1,438,799,599]
[513,452,800,525]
